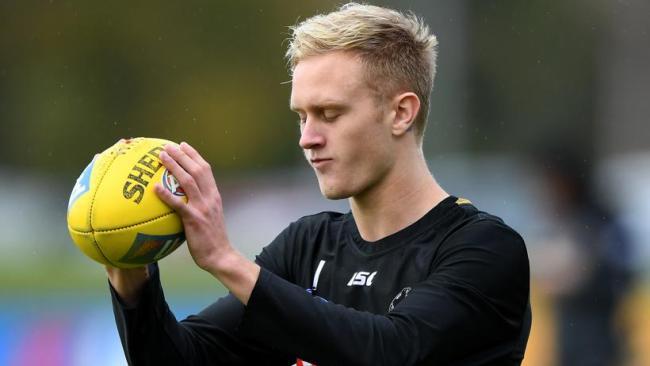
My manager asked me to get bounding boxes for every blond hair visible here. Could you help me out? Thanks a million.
[286,3,438,139]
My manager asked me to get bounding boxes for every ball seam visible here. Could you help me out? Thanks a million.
[88,142,124,267]
[70,210,179,234]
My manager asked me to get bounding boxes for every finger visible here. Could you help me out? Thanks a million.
[159,150,201,199]
[179,142,206,165]
[179,142,218,193]
[164,144,202,179]
[155,182,190,215]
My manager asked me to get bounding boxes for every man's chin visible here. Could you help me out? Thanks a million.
[319,183,351,200]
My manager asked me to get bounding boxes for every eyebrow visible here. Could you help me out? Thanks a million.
[290,101,348,113]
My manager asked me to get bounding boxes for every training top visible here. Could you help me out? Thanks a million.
[110,195,531,365]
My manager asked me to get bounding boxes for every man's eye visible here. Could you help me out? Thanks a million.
[322,112,339,122]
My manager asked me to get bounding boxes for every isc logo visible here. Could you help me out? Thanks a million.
[347,271,378,286]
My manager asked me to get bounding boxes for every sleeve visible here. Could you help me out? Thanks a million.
[110,225,299,366]
[236,219,530,366]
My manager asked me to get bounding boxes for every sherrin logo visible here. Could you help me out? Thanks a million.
[162,169,185,196]
[123,145,164,204]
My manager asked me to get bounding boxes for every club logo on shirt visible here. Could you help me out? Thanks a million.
[388,286,412,312]
[294,359,317,366]
[346,271,378,286]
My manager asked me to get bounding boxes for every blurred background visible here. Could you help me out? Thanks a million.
[1,0,649,365]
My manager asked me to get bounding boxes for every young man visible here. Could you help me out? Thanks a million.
[107,3,531,365]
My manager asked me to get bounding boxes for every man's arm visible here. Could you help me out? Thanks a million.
[108,262,293,365]
[155,142,261,305]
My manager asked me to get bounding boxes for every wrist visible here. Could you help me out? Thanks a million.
[203,246,240,276]
[106,265,149,307]
[203,247,260,305]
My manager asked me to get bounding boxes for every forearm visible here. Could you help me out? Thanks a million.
[238,268,417,366]
[109,263,274,365]
[109,264,190,365]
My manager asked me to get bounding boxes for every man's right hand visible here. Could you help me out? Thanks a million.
[106,266,150,307]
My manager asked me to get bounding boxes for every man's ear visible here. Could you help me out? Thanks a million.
[391,92,420,137]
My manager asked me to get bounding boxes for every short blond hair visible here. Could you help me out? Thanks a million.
[286,3,438,139]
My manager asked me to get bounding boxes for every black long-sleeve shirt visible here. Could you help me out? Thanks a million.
[111,196,531,365]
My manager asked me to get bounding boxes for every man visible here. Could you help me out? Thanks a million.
[534,149,634,366]
[108,3,531,365]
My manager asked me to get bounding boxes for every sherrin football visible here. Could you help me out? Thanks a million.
[67,137,186,268]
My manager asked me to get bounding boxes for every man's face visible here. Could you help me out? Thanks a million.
[290,52,395,199]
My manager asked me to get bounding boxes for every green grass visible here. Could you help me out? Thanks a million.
[0,253,227,297]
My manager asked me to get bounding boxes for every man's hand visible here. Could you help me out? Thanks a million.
[155,142,260,305]
[106,265,149,307]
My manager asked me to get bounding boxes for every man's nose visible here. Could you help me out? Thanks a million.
[299,120,325,150]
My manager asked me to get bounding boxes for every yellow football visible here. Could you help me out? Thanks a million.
[67,137,186,268]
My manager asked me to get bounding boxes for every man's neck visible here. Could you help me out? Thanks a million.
[349,152,448,242]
